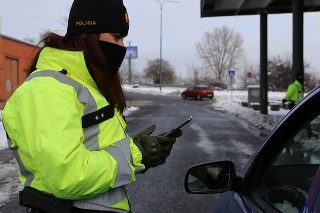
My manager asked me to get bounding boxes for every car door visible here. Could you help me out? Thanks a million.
[246,117,320,212]
[191,86,199,98]
[185,86,194,98]
[239,86,320,213]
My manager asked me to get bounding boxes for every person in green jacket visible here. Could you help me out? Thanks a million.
[1,0,182,212]
[282,72,317,139]
[282,72,304,109]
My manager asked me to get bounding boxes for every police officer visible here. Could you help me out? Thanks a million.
[2,0,182,212]
[282,72,304,109]
[282,72,317,139]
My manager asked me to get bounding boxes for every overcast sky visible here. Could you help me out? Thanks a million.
[1,0,320,77]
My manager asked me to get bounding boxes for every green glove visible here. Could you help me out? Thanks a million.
[133,125,156,159]
[133,125,176,168]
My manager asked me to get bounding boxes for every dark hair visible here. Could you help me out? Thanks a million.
[28,32,126,113]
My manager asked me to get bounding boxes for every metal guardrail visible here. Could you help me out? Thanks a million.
[125,83,192,89]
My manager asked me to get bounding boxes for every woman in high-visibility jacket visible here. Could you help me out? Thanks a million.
[2,0,182,212]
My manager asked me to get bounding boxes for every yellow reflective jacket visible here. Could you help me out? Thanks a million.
[2,47,144,212]
[284,80,304,105]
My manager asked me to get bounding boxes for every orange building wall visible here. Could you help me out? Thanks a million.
[0,34,40,108]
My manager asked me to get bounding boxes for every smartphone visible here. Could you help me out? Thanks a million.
[164,116,193,136]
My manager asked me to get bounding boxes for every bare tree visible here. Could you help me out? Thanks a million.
[59,4,72,27]
[143,59,177,84]
[268,55,293,91]
[119,59,144,84]
[195,25,244,85]
[23,31,46,45]
[184,64,203,85]
[304,71,318,92]
[59,14,68,28]
[23,5,70,45]
[183,64,227,88]
[119,60,130,83]
[267,54,318,92]
[132,72,148,84]
[23,36,38,45]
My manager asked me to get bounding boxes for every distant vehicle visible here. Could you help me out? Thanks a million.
[181,85,214,100]
[184,85,320,212]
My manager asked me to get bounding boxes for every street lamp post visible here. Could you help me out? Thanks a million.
[155,0,179,91]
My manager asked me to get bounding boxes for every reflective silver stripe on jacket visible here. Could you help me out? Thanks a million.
[8,138,35,186]
[13,70,132,210]
[73,187,128,213]
[72,138,133,211]
[106,138,132,187]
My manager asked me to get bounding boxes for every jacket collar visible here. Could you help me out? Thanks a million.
[35,47,96,88]
[294,80,303,87]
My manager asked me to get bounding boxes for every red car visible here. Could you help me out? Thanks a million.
[181,85,214,100]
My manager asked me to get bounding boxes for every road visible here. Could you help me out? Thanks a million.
[0,92,266,213]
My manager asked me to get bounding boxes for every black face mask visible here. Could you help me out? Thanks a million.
[99,40,126,75]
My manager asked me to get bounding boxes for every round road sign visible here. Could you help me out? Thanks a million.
[247,72,253,78]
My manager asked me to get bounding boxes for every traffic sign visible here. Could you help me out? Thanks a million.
[247,72,253,78]
[228,70,235,76]
[125,46,138,59]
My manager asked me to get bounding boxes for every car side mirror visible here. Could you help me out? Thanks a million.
[184,161,236,194]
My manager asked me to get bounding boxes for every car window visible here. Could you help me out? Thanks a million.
[273,116,320,166]
[251,114,320,212]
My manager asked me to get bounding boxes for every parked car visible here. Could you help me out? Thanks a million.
[181,85,214,100]
[184,85,320,212]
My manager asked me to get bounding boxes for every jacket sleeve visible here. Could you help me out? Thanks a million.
[3,83,143,200]
[284,84,295,101]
